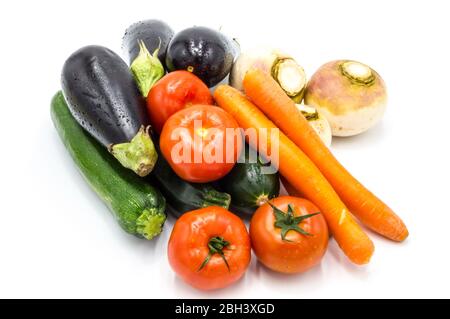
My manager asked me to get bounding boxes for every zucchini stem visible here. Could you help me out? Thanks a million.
[135,208,166,240]
[110,126,158,177]
[201,186,231,209]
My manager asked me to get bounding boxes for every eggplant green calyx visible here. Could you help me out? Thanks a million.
[198,236,231,271]
[271,203,320,241]
[271,58,307,102]
[135,207,166,240]
[110,125,158,177]
[131,40,164,97]
[340,61,375,86]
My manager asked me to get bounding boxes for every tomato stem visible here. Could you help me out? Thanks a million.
[270,203,320,242]
[198,236,230,272]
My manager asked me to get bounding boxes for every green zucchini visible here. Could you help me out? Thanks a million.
[220,144,280,216]
[51,91,166,239]
[149,148,231,218]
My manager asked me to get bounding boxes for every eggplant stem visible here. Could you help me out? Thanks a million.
[110,125,158,177]
[130,40,164,97]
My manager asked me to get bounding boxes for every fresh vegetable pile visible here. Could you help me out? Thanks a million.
[52,19,408,291]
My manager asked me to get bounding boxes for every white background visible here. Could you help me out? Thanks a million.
[0,0,449,299]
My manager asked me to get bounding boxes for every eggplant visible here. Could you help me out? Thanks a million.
[61,45,157,177]
[122,19,174,69]
[166,26,236,87]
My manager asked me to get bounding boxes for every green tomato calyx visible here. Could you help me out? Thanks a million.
[198,236,231,272]
[271,203,320,242]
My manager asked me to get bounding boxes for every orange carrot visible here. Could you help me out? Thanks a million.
[243,68,408,242]
[214,85,374,265]
[281,176,304,198]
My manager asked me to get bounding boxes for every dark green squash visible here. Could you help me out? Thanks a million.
[51,92,166,239]
[149,145,231,218]
[220,144,280,215]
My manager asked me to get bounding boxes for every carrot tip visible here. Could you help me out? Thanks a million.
[394,229,409,242]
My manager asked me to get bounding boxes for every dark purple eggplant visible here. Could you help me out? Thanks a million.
[165,26,236,87]
[61,45,157,177]
[122,19,174,69]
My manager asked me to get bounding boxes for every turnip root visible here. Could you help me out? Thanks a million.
[304,60,387,137]
[230,48,307,102]
[295,104,332,147]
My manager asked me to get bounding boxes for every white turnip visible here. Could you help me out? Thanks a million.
[305,60,387,137]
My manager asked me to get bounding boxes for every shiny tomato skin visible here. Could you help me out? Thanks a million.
[160,104,243,183]
[147,70,213,133]
[250,196,329,274]
[168,206,251,290]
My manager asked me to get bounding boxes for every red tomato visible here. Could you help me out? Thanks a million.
[168,206,251,290]
[250,196,329,274]
[147,70,213,133]
[160,104,243,183]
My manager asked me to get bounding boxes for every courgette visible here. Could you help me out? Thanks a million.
[51,91,166,239]
[149,147,231,218]
[220,144,280,215]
